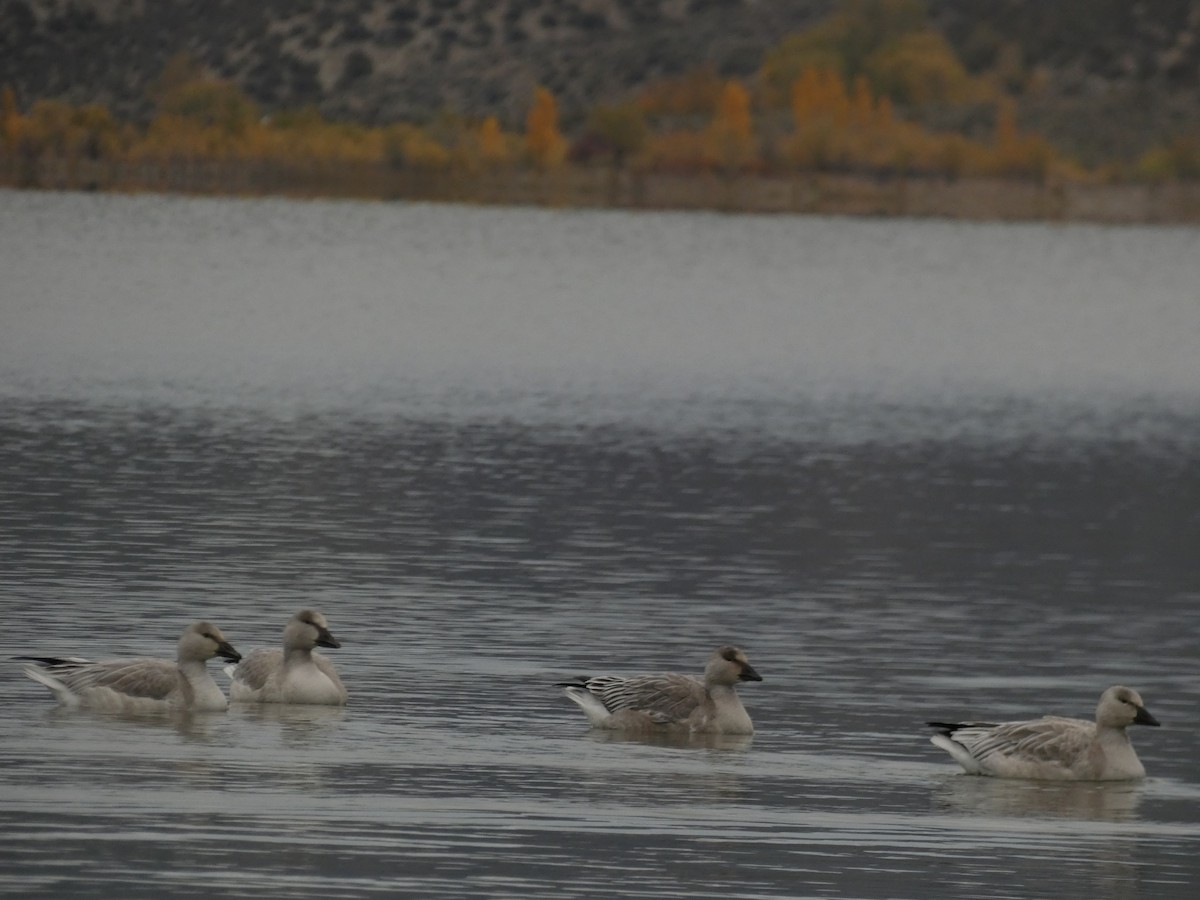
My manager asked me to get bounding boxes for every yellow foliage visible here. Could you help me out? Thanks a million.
[640,130,713,173]
[587,103,649,164]
[636,67,724,117]
[525,86,566,169]
[0,13,1091,196]
[1,85,22,154]
[478,116,510,166]
[158,79,258,135]
[850,75,874,128]
[12,98,125,161]
[866,31,973,105]
[1136,136,1200,182]
[761,32,847,110]
[781,63,987,175]
[791,67,851,129]
[149,52,207,112]
[982,97,1056,178]
[760,0,930,107]
[706,80,758,172]
[385,124,450,171]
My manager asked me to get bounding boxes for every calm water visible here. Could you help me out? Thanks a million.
[1,190,1198,899]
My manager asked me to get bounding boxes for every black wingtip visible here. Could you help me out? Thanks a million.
[555,677,590,688]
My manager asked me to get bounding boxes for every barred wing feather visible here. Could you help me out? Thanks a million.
[50,658,180,700]
[229,649,282,691]
[954,717,1093,764]
[585,673,706,721]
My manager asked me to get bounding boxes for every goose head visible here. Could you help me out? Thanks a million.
[284,609,342,651]
[179,621,241,664]
[1096,685,1159,729]
[706,645,762,686]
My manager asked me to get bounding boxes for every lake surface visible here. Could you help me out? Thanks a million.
[1,190,1198,899]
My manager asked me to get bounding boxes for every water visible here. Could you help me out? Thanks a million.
[1,189,1198,899]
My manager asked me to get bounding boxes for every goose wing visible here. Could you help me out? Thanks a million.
[583,673,706,723]
[228,649,282,691]
[945,716,1093,765]
[46,657,180,700]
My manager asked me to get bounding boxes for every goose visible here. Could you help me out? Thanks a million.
[927,685,1160,780]
[225,609,347,705]
[18,621,241,713]
[558,646,762,734]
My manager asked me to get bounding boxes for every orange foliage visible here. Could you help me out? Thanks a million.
[478,116,510,166]
[983,96,1053,178]
[777,63,1047,178]
[525,86,566,169]
[640,130,713,174]
[1,86,21,154]
[385,124,450,171]
[636,67,724,118]
[706,80,758,172]
[790,67,851,131]
[866,30,974,105]
[9,98,126,163]
[0,30,1076,195]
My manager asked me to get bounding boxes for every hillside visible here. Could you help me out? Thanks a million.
[2,0,1199,163]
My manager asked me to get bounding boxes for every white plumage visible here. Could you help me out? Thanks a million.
[928,685,1160,781]
[19,622,241,713]
[225,609,347,705]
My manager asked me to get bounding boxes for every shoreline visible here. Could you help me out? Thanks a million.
[4,159,1199,225]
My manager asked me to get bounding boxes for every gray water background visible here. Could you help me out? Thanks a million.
[1,190,1198,898]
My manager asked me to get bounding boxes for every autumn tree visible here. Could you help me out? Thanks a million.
[636,66,725,118]
[478,116,510,167]
[1137,136,1200,182]
[786,67,850,170]
[384,124,450,170]
[987,96,1054,179]
[525,86,566,169]
[760,0,979,111]
[584,102,648,169]
[1,86,20,156]
[71,104,122,160]
[866,30,973,105]
[760,0,928,106]
[148,52,208,113]
[705,80,758,174]
[159,80,258,136]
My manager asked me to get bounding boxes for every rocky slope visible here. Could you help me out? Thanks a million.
[2,0,1198,161]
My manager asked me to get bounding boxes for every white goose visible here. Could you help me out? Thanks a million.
[19,621,241,713]
[558,646,763,734]
[225,609,347,705]
[928,685,1161,781]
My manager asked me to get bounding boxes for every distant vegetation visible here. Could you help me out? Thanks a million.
[2,0,1198,208]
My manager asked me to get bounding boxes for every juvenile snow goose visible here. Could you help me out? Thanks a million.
[19,621,241,713]
[225,609,347,705]
[927,685,1160,781]
[558,645,763,734]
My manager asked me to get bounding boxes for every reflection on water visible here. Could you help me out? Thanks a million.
[4,398,1195,900]
[932,774,1146,822]
[1,193,1198,899]
[231,704,348,747]
[581,729,755,754]
[39,704,231,743]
